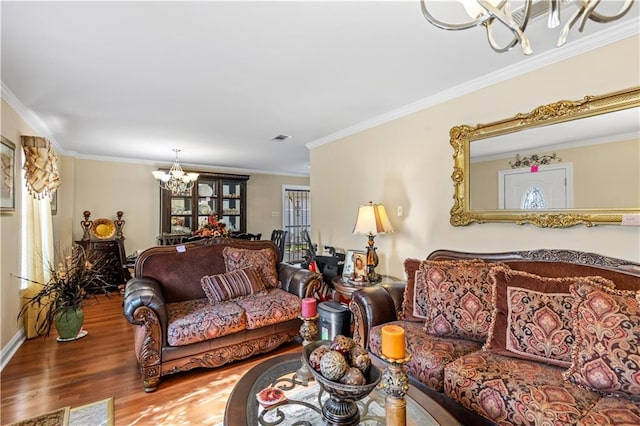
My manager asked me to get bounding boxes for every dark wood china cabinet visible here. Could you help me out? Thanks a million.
[159,172,249,240]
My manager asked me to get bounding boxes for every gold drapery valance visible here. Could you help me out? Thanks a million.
[21,136,60,200]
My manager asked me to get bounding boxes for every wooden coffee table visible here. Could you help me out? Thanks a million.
[224,352,460,425]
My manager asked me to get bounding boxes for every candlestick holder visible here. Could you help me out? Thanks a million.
[295,314,318,384]
[379,352,411,426]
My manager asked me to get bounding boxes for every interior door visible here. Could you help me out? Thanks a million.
[499,163,573,209]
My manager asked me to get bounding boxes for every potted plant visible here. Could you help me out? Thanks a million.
[18,245,114,340]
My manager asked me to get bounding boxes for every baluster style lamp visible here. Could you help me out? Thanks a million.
[353,201,394,283]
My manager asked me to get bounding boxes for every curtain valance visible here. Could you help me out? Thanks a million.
[21,136,60,200]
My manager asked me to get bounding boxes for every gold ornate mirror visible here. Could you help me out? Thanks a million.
[450,86,640,227]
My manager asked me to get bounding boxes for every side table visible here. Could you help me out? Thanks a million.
[332,275,401,303]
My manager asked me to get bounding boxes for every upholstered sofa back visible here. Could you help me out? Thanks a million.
[134,239,281,303]
[428,249,640,290]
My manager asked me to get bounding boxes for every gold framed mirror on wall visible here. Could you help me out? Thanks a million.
[450,86,640,228]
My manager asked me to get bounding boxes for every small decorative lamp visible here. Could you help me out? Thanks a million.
[353,201,394,283]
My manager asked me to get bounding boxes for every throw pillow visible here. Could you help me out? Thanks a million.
[563,281,640,401]
[400,258,426,322]
[223,246,280,289]
[201,268,266,303]
[485,266,614,368]
[421,259,495,342]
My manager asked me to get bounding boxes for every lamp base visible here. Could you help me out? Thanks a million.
[367,271,381,283]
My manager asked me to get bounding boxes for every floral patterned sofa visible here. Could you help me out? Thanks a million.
[123,238,322,392]
[350,249,640,425]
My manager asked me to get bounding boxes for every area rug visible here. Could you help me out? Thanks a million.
[8,397,114,426]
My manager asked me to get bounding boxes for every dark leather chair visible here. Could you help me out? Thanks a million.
[270,229,288,261]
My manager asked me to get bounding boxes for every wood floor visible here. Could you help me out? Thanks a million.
[1,294,300,425]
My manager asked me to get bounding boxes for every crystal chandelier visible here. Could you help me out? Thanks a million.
[420,0,634,55]
[151,149,199,194]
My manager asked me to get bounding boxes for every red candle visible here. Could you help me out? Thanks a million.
[301,298,317,318]
[381,325,405,359]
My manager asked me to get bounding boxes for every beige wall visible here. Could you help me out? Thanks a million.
[310,35,640,280]
[470,138,640,209]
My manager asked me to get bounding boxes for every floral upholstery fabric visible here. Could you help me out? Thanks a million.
[444,351,601,425]
[234,288,301,330]
[564,282,640,401]
[486,267,613,368]
[400,258,427,322]
[421,260,494,342]
[578,397,640,426]
[223,246,280,289]
[167,298,247,346]
[369,321,482,391]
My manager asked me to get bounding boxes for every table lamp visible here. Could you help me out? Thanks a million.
[353,201,394,283]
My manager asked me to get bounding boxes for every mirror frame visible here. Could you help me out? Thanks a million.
[450,86,640,228]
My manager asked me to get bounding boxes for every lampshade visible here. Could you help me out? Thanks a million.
[353,202,394,236]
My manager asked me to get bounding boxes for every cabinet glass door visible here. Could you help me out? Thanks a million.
[222,180,242,232]
[196,178,218,228]
[170,196,193,233]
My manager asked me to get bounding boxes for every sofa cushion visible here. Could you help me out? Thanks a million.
[200,267,266,303]
[564,281,640,401]
[421,260,495,342]
[369,321,482,391]
[233,288,301,330]
[486,267,613,368]
[400,258,427,322]
[223,246,280,289]
[577,397,640,426]
[166,298,247,346]
[444,350,601,425]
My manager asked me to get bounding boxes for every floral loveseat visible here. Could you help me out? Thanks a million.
[350,249,640,425]
[123,238,322,392]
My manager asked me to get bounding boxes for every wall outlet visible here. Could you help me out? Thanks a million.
[397,205,403,217]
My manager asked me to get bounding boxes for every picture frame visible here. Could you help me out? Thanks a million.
[342,249,367,282]
[1,136,16,212]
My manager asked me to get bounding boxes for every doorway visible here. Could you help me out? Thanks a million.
[498,163,573,209]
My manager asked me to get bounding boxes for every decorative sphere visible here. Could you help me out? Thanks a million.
[309,344,330,371]
[340,367,366,386]
[351,345,371,374]
[320,350,348,381]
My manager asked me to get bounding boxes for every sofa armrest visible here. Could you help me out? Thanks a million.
[350,282,406,349]
[278,262,323,299]
[124,277,168,328]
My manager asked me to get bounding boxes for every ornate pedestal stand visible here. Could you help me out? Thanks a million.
[379,353,411,426]
[295,315,318,384]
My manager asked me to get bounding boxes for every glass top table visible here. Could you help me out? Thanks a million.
[224,352,460,426]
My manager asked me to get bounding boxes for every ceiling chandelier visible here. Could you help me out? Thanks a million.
[420,0,634,55]
[151,149,199,194]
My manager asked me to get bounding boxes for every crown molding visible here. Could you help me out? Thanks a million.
[0,81,65,154]
[306,17,640,150]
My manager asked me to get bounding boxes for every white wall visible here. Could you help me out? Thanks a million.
[310,35,640,280]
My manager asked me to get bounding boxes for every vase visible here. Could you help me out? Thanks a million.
[55,307,84,340]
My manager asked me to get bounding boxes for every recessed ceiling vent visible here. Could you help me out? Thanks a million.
[271,134,292,142]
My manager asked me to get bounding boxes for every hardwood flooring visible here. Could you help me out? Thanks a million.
[1,294,300,425]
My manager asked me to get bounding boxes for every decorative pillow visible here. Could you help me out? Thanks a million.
[201,268,266,303]
[485,267,614,368]
[564,281,640,401]
[422,260,495,342]
[223,247,279,289]
[400,258,426,322]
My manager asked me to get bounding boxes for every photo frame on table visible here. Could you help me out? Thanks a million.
[1,136,16,212]
[342,249,367,282]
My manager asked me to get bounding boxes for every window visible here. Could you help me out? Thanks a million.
[521,186,546,209]
[282,186,310,263]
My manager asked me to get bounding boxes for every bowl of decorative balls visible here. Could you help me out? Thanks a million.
[303,336,381,424]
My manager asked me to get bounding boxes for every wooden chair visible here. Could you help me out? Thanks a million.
[270,229,288,261]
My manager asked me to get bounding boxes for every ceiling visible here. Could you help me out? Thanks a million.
[2,1,638,176]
